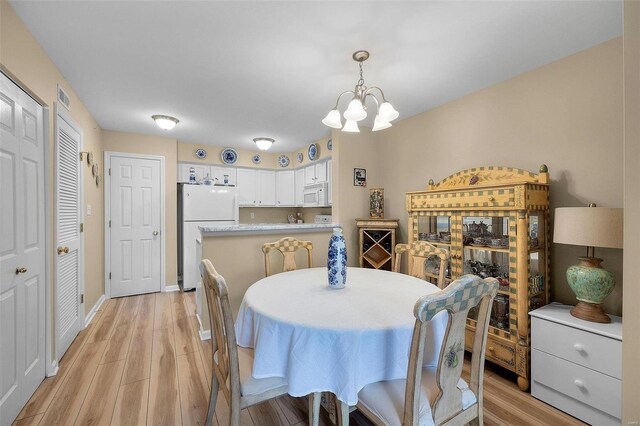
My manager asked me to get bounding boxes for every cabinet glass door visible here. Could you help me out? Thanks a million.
[462,215,511,333]
[415,214,452,285]
[529,211,547,310]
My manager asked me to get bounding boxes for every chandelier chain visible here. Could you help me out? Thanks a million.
[358,62,365,87]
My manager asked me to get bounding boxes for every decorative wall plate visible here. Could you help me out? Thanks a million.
[278,155,290,168]
[92,163,99,177]
[252,154,262,165]
[297,152,303,163]
[220,148,238,165]
[86,152,94,164]
[327,138,332,151]
[95,175,101,187]
[308,143,318,161]
[195,148,208,159]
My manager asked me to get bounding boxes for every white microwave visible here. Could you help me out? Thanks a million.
[303,182,328,207]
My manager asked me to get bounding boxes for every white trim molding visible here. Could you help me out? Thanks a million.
[196,313,211,341]
[164,284,180,293]
[84,294,106,327]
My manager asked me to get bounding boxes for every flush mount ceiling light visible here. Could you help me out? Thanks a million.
[253,137,275,151]
[152,114,179,130]
[322,50,399,133]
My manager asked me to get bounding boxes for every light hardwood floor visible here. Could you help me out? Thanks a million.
[14,292,585,426]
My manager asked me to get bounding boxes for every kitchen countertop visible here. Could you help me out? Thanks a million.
[199,223,340,236]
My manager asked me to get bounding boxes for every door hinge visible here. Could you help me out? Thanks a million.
[108,220,111,228]
[80,294,84,303]
[109,168,111,176]
[109,272,111,279]
[80,223,84,232]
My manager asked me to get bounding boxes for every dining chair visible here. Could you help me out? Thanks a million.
[355,275,499,426]
[200,259,289,426]
[262,237,313,276]
[394,241,450,288]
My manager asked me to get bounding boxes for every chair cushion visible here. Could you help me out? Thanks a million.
[215,347,287,397]
[357,367,477,426]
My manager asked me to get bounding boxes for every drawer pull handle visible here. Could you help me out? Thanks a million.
[488,346,495,352]
[574,379,585,389]
[573,343,585,353]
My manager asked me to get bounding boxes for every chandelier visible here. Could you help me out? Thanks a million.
[322,50,399,133]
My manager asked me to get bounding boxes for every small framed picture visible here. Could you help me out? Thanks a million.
[354,168,367,186]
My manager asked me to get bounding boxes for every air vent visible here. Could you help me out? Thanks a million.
[57,84,70,110]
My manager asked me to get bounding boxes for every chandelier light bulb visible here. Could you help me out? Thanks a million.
[253,137,275,151]
[342,120,360,133]
[322,109,343,129]
[378,102,399,122]
[343,98,367,122]
[152,114,179,130]
[372,115,392,132]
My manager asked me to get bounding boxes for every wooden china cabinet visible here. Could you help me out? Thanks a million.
[405,165,550,391]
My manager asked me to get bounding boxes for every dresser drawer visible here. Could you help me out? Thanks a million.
[465,330,515,371]
[409,188,515,210]
[532,349,621,424]
[531,316,621,379]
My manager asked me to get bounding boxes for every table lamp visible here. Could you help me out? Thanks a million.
[553,204,623,323]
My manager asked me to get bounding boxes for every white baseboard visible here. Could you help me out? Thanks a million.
[85,294,106,327]
[164,284,180,293]
[196,313,211,340]
[46,360,59,377]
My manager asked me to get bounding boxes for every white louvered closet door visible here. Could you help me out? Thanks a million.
[55,115,83,360]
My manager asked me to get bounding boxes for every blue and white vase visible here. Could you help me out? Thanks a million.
[327,228,347,289]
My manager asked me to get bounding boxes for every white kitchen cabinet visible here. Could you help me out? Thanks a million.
[315,161,327,183]
[257,170,276,206]
[276,170,295,207]
[211,166,237,186]
[295,168,305,207]
[304,165,316,185]
[179,163,209,183]
[236,168,257,206]
[327,159,332,205]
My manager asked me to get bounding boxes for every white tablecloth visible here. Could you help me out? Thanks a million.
[234,267,448,405]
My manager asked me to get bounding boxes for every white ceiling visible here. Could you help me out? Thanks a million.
[11,1,622,153]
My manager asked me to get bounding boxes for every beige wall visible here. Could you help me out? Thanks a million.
[101,130,178,285]
[332,127,382,266]
[373,38,624,315]
[623,1,640,422]
[0,0,104,321]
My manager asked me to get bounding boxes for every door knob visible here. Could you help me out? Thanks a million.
[15,267,27,274]
[153,231,159,236]
[64,247,69,254]
[57,246,65,255]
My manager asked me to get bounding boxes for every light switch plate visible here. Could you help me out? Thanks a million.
[86,204,92,216]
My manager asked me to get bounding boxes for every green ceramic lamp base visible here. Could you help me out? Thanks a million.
[566,257,615,324]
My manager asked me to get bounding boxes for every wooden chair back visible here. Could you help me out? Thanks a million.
[262,237,313,276]
[200,259,240,408]
[404,275,498,425]
[394,241,449,288]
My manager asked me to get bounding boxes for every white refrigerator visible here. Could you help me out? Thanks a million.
[178,184,238,291]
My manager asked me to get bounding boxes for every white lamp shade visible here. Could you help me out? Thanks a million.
[342,120,360,133]
[378,102,399,122]
[553,207,623,249]
[343,99,367,122]
[322,109,342,129]
[152,115,179,130]
[372,115,392,131]
[254,138,274,151]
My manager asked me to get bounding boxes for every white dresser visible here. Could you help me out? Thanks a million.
[530,303,622,425]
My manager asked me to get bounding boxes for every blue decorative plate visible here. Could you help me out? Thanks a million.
[220,148,238,165]
[252,154,262,165]
[195,148,207,159]
[278,155,290,168]
[308,143,318,161]
[327,139,332,151]
[297,152,303,163]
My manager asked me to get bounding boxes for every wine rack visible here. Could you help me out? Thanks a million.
[356,219,399,271]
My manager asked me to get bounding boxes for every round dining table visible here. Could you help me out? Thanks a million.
[234,267,448,406]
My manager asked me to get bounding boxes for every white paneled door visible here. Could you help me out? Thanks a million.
[0,73,46,425]
[108,155,162,297]
[54,112,84,361]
